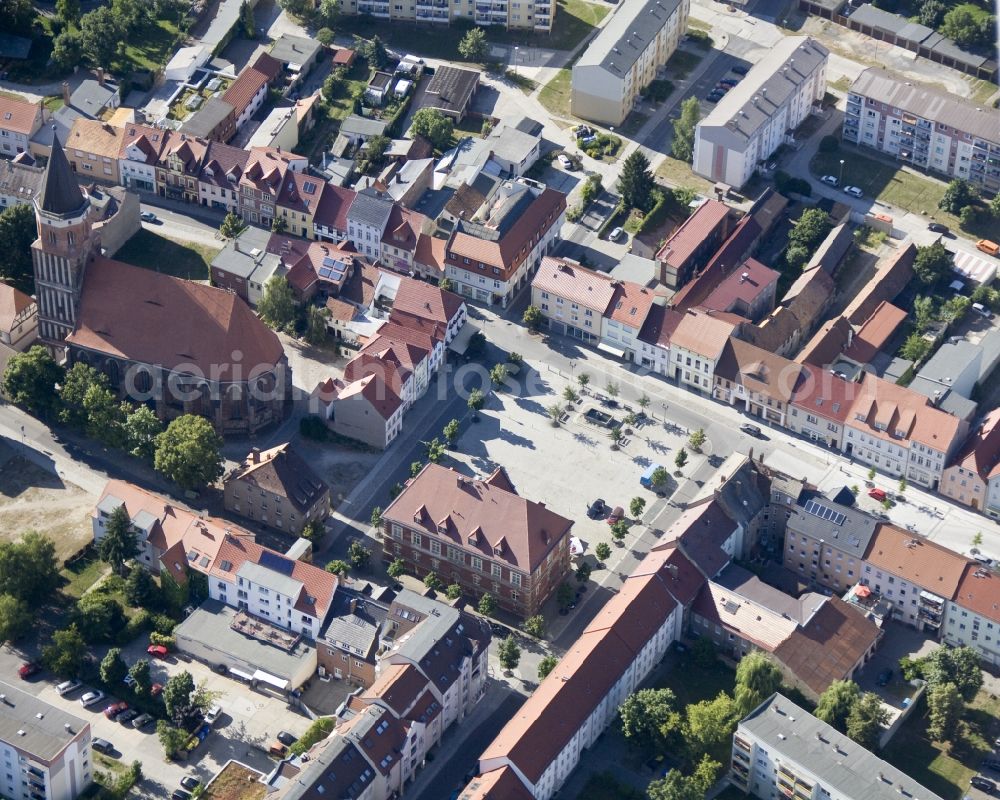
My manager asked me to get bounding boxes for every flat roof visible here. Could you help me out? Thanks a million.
[0,680,88,761]
[180,97,234,138]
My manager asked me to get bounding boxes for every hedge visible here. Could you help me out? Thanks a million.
[289,717,336,756]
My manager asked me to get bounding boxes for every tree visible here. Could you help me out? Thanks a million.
[124,405,163,461]
[387,558,405,579]
[940,4,994,46]
[922,646,983,700]
[489,363,508,391]
[685,691,739,754]
[846,692,888,749]
[611,520,628,544]
[562,386,579,404]
[576,562,591,583]
[156,721,189,758]
[734,651,783,715]
[124,568,157,608]
[913,294,936,331]
[60,363,107,428]
[83,383,126,448]
[637,394,650,412]
[815,679,861,732]
[75,593,127,643]
[927,681,963,742]
[478,593,497,616]
[605,380,619,397]
[128,659,152,696]
[557,582,574,608]
[410,108,454,151]
[522,304,542,331]
[100,648,129,686]
[353,34,389,68]
[0,532,61,605]
[325,560,349,576]
[618,150,655,212]
[913,241,952,286]
[648,755,721,800]
[547,403,564,424]
[577,372,590,389]
[671,97,701,163]
[973,531,984,547]
[301,520,324,542]
[443,418,460,445]
[280,296,318,341]
[257,275,298,332]
[2,0,34,34]
[939,179,978,214]
[630,497,646,519]
[457,26,487,61]
[426,437,445,463]
[650,466,669,493]
[317,0,338,24]
[444,583,462,600]
[619,688,681,753]
[438,276,453,291]
[238,0,255,37]
[4,345,64,417]
[674,447,689,471]
[0,593,32,643]
[497,635,521,672]
[595,542,611,563]
[961,204,982,229]
[990,193,1000,219]
[164,671,197,726]
[423,571,443,591]
[467,388,485,413]
[99,505,138,576]
[940,295,970,324]
[688,428,706,452]
[111,0,145,34]
[51,29,85,70]
[900,333,931,363]
[410,461,424,478]
[79,6,123,69]
[317,27,335,45]
[0,198,37,294]
[538,654,558,680]
[347,540,371,571]
[918,0,947,26]
[788,207,832,252]
[785,243,810,271]
[154,415,224,491]
[42,625,87,678]
[370,506,382,529]
[522,615,544,638]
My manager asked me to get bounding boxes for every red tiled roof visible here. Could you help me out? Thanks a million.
[414,234,447,274]
[842,301,907,364]
[701,257,780,318]
[656,199,730,266]
[532,256,616,313]
[669,308,738,360]
[638,304,684,349]
[361,663,430,717]
[0,283,35,332]
[670,215,762,312]
[953,561,1000,625]
[789,364,854,423]
[67,257,284,383]
[313,184,356,232]
[276,169,324,215]
[843,242,916,326]
[319,373,404,420]
[863,522,971,598]
[947,409,1000,482]
[460,767,534,800]
[0,94,41,136]
[716,339,804,404]
[331,47,357,65]
[119,124,170,164]
[668,499,737,579]
[199,140,249,187]
[847,373,963,452]
[384,463,573,573]
[389,277,464,328]
[222,52,282,116]
[381,205,425,252]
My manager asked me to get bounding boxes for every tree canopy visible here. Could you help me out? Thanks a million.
[685,691,739,754]
[926,681,963,742]
[153,415,224,490]
[0,593,32,644]
[618,151,655,212]
[457,27,488,62]
[845,692,888,749]
[3,346,65,417]
[99,504,138,576]
[497,635,521,671]
[0,532,61,605]
[671,97,701,163]
[814,679,861,732]
[619,688,682,753]
[939,178,977,214]
[734,651,783,715]
[913,241,953,286]
[0,204,37,294]
[42,625,88,678]
[257,275,298,332]
[410,109,454,151]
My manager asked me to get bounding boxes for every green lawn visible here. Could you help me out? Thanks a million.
[61,551,110,600]
[546,0,610,51]
[119,17,182,73]
[966,77,1000,107]
[539,67,572,118]
[116,230,219,281]
[665,49,704,80]
[655,155,716,194]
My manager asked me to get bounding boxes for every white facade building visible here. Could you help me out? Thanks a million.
[693,37,828,188]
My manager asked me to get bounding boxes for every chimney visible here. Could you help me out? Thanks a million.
[396,172,402,184]
[60,81,72,108]
[97,68,105,86]
[250,447,261,463]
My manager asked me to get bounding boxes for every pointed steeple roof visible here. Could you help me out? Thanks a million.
[38,132,86,216]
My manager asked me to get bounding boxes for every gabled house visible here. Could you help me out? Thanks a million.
[714,338,804,427]
[941,409,1000,515]
[156,133,208,203]
[0,282,37,352]
[197,140,249,212]
[118,124,170,193]
[0,93,42,157]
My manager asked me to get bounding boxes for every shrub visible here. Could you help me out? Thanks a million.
[119,610,151,644]
[289,717,336,756]
[148,631,174,649]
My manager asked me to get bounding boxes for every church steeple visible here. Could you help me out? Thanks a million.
[37,132,87,217]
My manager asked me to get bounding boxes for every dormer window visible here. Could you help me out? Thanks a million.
[493,545,502,555]
[437,522,448,534]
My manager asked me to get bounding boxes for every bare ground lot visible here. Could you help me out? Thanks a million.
[0,447,96,563]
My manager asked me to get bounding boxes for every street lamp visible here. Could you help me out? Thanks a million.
[839,158,845,185]
[513,46,519,77]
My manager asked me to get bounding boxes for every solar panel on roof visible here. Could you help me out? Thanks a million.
[322,256,340,268]
[803,499,846,526]
[319,267,334,278]
[259,550,295,575]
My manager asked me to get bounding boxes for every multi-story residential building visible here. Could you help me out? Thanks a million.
[786,364,854,450]
[388,277,468,346]
[0,154,43,210]
[156,133,207,204]
[93,480,337,639]
[636,304,684,375]
[347,185,395,260]
[731,693,944,800]
[239,147,307,229]
[946,562,1000,665]
[860,522,969,635]
[940,409,1000,515]
[444,183,565,307]
[669,308,741,393]
[65,118,124,182]
[117,123,170,193]
[844,68,1000,194]
[571,0,688,126]
[693,36,828,188]
[783,491,878,593]
[701,257,780,323]
[843,374,967,490]
[381,463,573,618]
[0,681,93,800]
[197,140,249,212]
[312,183,356,243]
[0,94,43,157]
[337,0,554,32]
[0,283,38,352]
[223,443,330,535]
[714,338,804,426]
[654,199,733,289]
[315,373,405,448]
[275,169,324,239]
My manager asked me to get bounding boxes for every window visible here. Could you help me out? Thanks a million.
[430,540,441,556]
[491,563,502,578]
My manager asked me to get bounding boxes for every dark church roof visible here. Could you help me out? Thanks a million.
[38,132,86,216]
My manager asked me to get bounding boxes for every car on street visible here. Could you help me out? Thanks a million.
[971,776,996,792]
[147,644,169,658]
[982,758,1000,771]
[607,506,624,525]
[204,705,223,726]
[868,487,887,501]
[719,78,738,87]
[277,731,298,747]
[172,791,192,800]
[18,662,40,679]
[180,777,201,791]
[740,423,763,437]
[928,222,949,234]
[117,709,139,725]
[80,690,105,708]
[843,185,864,198]
[103,702,128,720]
[876,668,892,686]
[92,738,115,755]
[820,175,839,186]
[732,64,750,75]
[132,713,155,729]
[609,226,625,242]
[706,91,723,103]
[714,82,731,92]
[587,499,607,519]
[557,154,575,170]
[212,663,229,675]
[57,679,82,695]
[140,211,158,223]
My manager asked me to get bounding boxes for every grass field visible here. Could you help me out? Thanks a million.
[62,550,110,599]
[665,49,704,80]
[119,17,182,73]
[655,155,716,194]
[539,68,573,118]
[116,230,219,281]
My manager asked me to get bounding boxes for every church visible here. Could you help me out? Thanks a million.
[32,135,292,436]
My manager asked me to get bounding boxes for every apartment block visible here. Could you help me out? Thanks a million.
[946,563,1000,665]
[668,307,741,394]
[337,0,554,31]
[0,681,92,800]
[381,463,573,618]
[0,94,42,157]
[941,409,1000,516]
[786,364,854,450]
[844,68,1000,194]
[732,693,944,800]
[571,0,688,126]
[693,36,828,188]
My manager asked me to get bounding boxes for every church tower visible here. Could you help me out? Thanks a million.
[31,132,99,355]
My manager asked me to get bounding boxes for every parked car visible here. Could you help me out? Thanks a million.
[557,154,575,170]
[212,663,229,675]
[607,506,624,525]
[151,683,163,697]
[277,731,298,747]
[609,226,625,242]
[732,64,750,75]
[973,302,994,319]
[80,690,105,708]
[18,662,39,679]
[868,487,887,501]
[843,185,864,198]
[976,239,1000,257]
[876,668,892,686]
[971,776,996,792]
[740,423,763,437]
[123,674,137,688]
[92,738,115,755]
[587,499,607,519]
[57,679,82,696]
[117,709,139,725]
[714,82,731,92]
[719,78,738,87]
[132,713,155,729]
[981,758,1000,771]
[147,644,169,658]
[172,791,192,800]
[140,211,158,223]
[820,175,839,186]
[103,702,128,720]
[706,95,722,104]
[180,777,201,791]
[204,705,223,726]
[927,222,949,234]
